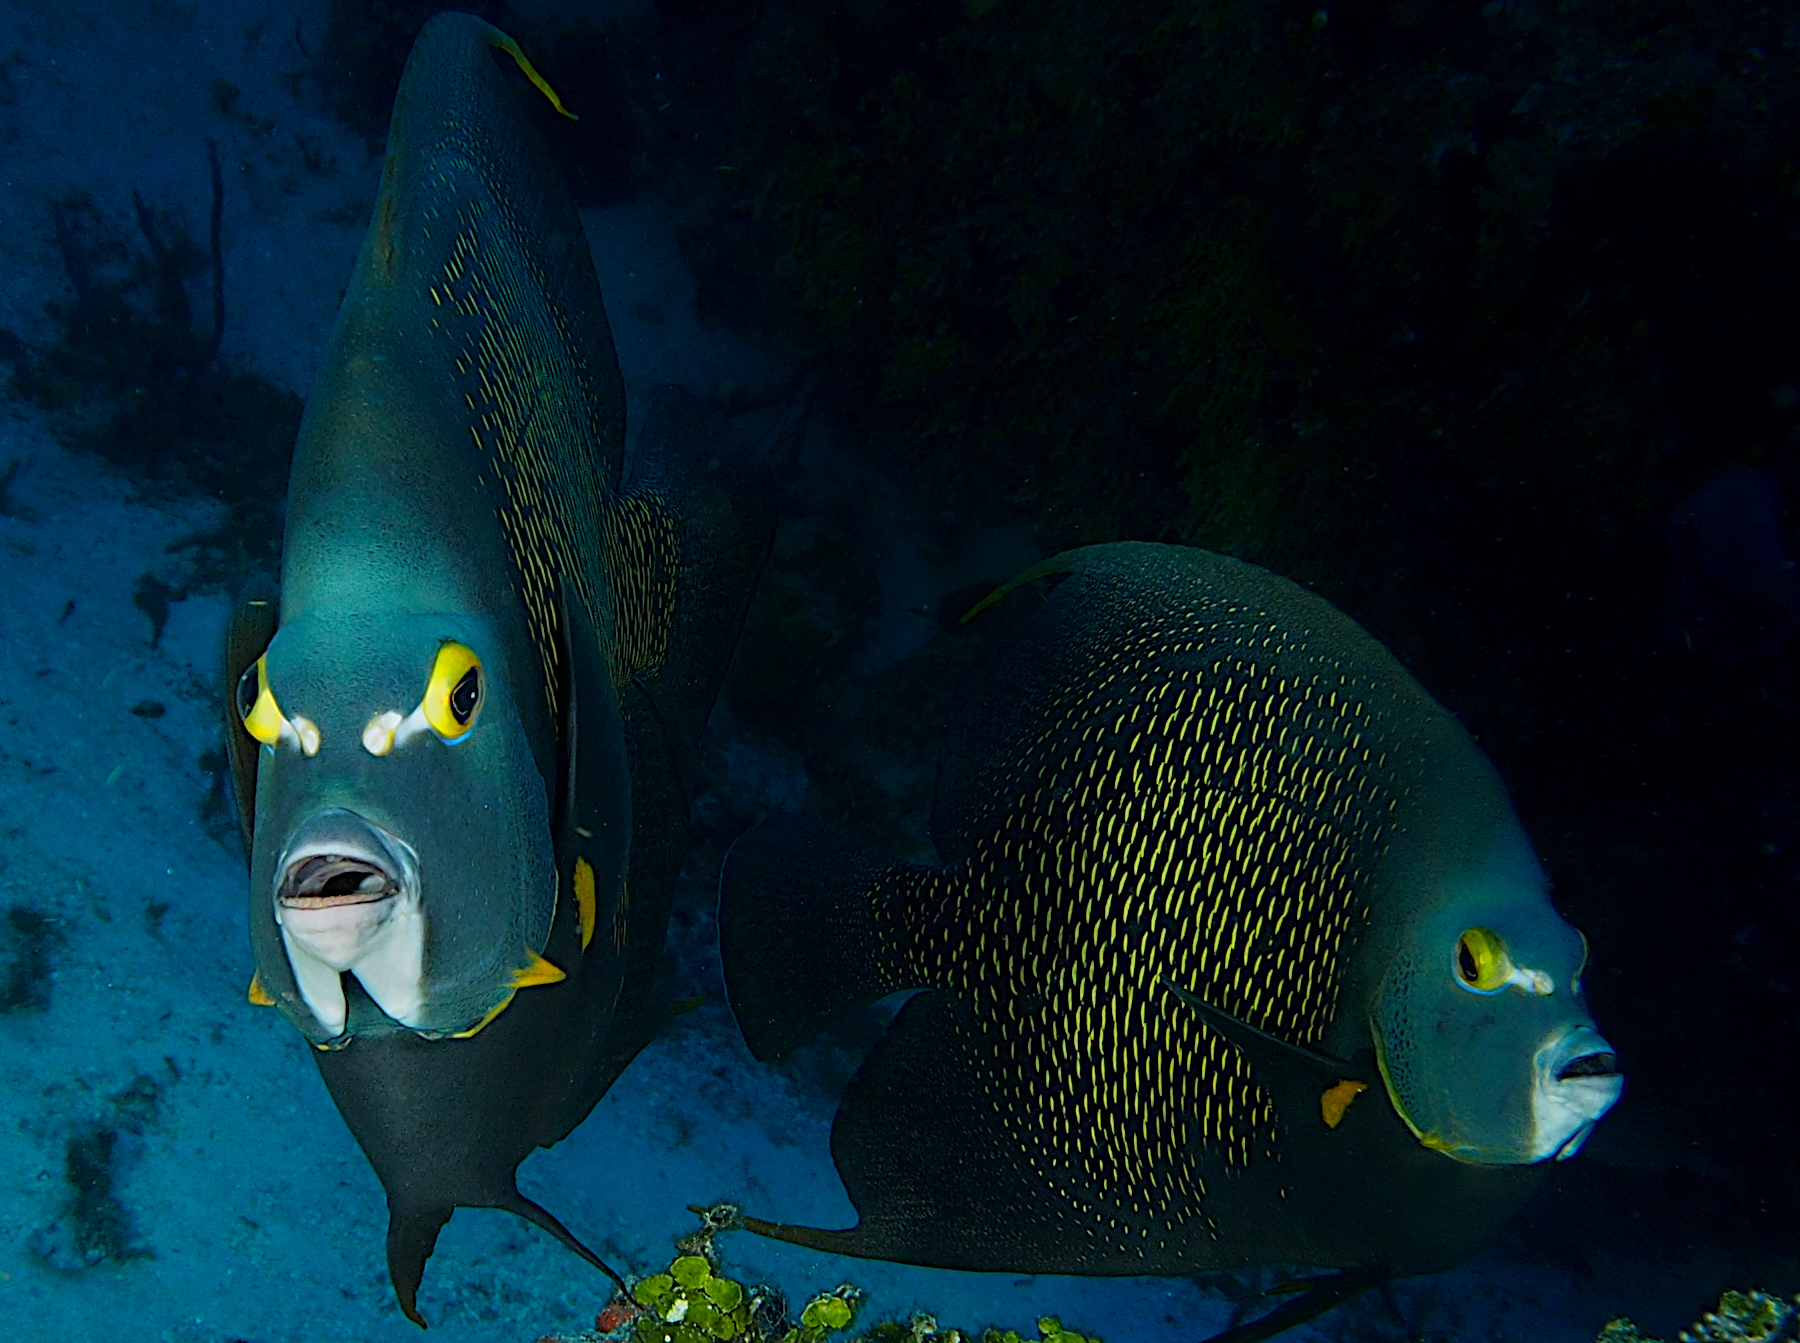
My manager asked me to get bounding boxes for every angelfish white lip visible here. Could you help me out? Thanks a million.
[1530,1024,1624,1162]
[273,809,425,1036]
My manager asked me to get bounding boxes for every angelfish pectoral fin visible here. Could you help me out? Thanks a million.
[1159,977,1366,1080]
[554,573,631,959]
[1160,977,1383,1142]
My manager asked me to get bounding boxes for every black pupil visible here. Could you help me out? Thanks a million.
[236,665,259,722]
[1457,939,1479,982]
[450,667,480,725]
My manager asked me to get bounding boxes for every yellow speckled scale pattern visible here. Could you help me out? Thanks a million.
[869,613,1405,1254]
[428,195,616,719]
[601,490,680,687]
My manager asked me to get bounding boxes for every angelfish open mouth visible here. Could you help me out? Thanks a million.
[280,853,400,909]
[1533,1025,1624,1161]
[1556,1050,1620,1081]
[272,809,425,1036]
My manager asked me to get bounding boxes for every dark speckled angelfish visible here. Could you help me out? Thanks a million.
[222,13,771,1326]
[718,543,1620,1339]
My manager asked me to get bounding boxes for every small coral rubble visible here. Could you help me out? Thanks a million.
[1599,1290,1800,1343]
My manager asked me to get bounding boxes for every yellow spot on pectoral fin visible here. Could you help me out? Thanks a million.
[1320,1079,1367,1129]
[247,972,274,1007]
[574,857,596,951]
[488,28,577,120]
[512,951,566,988]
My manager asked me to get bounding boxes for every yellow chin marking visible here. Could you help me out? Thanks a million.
[451,991,515,1040]
[247,972,274,1007]
[575,857,596,951]
[1419,1131,1456,1153]
[447,954,567,1039]
[1320,1079,1367,1129]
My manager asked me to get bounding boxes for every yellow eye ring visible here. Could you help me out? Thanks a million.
[422,642,484,742]
[1453,926,1513,994]
[239,655,287,747]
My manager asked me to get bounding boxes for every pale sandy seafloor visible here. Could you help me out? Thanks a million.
[0,0,1665,1340]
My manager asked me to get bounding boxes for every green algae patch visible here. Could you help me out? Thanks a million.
[615,1208,1103,1343]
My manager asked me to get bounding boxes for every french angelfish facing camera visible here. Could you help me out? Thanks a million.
[719,543,1620,1340]
[222,13,771,1326]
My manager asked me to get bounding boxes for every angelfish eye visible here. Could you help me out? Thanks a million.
[237,656,319,755]
[1453,926,1512,994]
[450,667,480,725]
[423,642,484,741]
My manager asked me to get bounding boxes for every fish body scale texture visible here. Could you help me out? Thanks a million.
[874,561,1421,1258]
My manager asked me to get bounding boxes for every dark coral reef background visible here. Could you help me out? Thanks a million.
[18,0,1795,1310]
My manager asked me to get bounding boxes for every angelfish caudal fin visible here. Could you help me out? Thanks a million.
[718,813,916,1061]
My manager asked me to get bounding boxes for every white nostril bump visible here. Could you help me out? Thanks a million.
[362,710,404,756]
